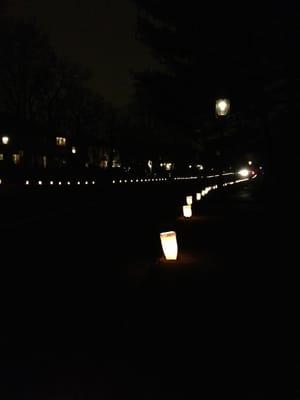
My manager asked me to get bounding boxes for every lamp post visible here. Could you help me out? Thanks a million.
[215,99,230,185]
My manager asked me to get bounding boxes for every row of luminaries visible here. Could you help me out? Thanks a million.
[160,185,218,261]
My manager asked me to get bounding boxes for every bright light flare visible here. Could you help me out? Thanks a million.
[238,168,250,178]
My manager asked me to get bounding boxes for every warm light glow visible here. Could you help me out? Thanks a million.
[216,98,230,116]
[183,205,192,218]
[196,193,201,200]
[2,136,9,145]
[72,146,77,154]
[238,168,250,177]
[186,195,193,205]
[160,231,178,260]
[56,136,66,146]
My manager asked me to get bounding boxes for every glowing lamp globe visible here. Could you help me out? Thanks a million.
[160,231,178,260]
[2,136,9,145]
[216,98,230,117]
[183,205,192,218]
[186,195,193,205]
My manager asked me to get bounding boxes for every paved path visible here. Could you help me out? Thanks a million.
[0,177,292,399]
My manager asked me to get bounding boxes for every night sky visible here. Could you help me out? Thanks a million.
[4,0,155,107]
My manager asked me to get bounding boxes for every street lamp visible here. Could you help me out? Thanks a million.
[216,99,230,117]
[215,98,230,184]
[2,136,10,145]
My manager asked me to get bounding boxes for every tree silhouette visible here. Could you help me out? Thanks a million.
[0,18,112,148]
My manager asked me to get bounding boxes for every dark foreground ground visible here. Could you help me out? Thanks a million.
[0,176,297,399]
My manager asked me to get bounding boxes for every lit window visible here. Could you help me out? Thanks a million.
[56,137,66,146]
[12,154,20,165]
[43,156,47,168]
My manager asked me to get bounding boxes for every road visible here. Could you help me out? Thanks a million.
[0,177,294,399]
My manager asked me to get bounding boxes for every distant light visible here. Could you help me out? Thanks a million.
[248,161,252,166]
[38,180,42,185]
[92,181,95,185]
[112,180,115,184]
[50,181,54,185]
[238,168,250,177]
[186,195,193,205]
[183,205,192,218]
[25,180,30,185]
[56,136,66,146]
[58,181,62,185]
[72,146,77,154]
[160,231,178,261]
[1,136,9,145]
[67,181,71,185]
[216,98,230,117]
[85,181,88,185]
[77,181,81,185]
[196,193,201,201]
[259,166,263,170]
[189,165,192,169]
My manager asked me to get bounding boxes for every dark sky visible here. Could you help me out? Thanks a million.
[4,0,155,107]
